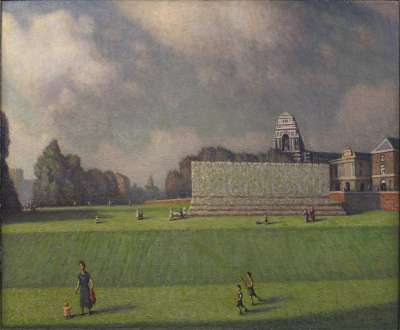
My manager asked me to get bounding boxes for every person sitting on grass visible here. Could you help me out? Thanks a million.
[75,261,94,315]
[136,209,144,220]
[63,301,72,319]
[242,272,261,305]
[236,284,248,314]
[256,215,269,225]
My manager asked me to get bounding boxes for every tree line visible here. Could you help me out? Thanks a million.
[165,146,294,198]
[0,110,21,215]
[32,140,160,207]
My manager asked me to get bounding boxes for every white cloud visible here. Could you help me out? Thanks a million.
[2,10,116,101]
[3,10,118,176]
[116,1,301,58]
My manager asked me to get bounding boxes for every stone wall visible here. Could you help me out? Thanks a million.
[329,192,399,213]
[191,161,330,198]
[190,162,344,216]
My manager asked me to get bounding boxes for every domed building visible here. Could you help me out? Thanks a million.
[272,112,339,163]
[272,112,306,162]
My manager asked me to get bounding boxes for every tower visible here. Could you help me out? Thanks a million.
[272,112,305,162]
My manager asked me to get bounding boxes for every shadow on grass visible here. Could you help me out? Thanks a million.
[260,295,288,305]
[246,305,278,314]
[93,304,136,314]
[3,209,112,224]
[4,302,397,329]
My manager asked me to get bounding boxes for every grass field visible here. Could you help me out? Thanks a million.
[1,204,399,329]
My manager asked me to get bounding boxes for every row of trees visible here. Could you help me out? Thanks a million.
[0,110,21,215]
[165,146,294,198]
[33,140,160,207]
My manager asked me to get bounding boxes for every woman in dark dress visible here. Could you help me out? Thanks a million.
[75,261,94,315]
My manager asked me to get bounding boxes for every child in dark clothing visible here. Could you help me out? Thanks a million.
[236,285,248,314]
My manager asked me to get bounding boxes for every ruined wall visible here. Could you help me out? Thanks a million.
[191,162,330,197]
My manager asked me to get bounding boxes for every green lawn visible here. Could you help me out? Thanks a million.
[1,205,399,329]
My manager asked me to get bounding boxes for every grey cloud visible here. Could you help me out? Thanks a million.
[3,1,398,185]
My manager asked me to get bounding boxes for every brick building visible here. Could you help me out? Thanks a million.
[371,137,399,191]
[329,147,371,192]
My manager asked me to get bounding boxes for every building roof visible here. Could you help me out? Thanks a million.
[371,137,400,153]
[279,112,294,118]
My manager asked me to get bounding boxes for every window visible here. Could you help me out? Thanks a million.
[380,154,385,161]
[380,164,385,175]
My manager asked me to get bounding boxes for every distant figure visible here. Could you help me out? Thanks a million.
[95,216,100,224]
[108,200,112,207]
[87,201,91,206]
[303,209,309,223]
[257,215,269,225]
[75,261,94,315]
[243,272,261,305]
[136,209,144,220]
[236,284,248,314]
[170,208,184,220]
[73,200,77,207]
[63,301,72,319]
[310,207,316,222]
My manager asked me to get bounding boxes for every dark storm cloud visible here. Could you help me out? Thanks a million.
[3,1,398,185]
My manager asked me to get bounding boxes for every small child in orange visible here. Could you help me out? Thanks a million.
[63,301,72,319]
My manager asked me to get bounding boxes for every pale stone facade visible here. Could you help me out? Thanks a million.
[271,112,339,163]
[329,148,372,192]
[272,112,305,162]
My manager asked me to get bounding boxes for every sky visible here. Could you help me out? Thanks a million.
[2,1,399,186]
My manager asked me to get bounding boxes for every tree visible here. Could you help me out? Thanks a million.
[115,173,131,198]
[144,175,160,200]
[104,170,119,199]
[82,168,108,204]
[266,148,294,163]
[65,154,86,204]
[129,183,146,204]
[165,170,184,198]
[32,140,74,206]
[0,110,21,214]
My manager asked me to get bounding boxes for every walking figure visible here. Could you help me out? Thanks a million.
[243,272,261,305]
[303,209,309,223]
[310,207,316,222]
[75,261,94,315]
[236,284,248,314]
